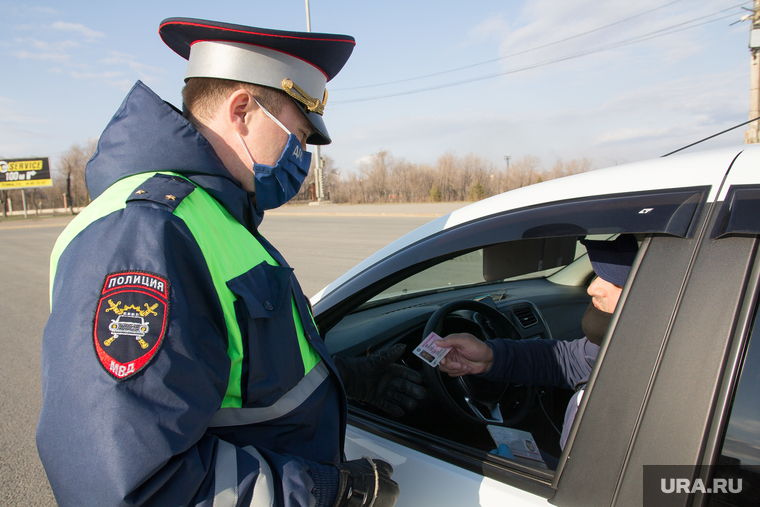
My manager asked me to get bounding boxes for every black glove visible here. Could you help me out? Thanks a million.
[333,344,426,417]
[332,457,399,507]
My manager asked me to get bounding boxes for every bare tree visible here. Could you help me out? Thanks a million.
[2,138,601,214]
[506,155,542,190]
[323,151,593,204]
[411,163,436,203]
[361,150,392,203]
[550,158,595,180]
[462,153,497,197]
[54,139,97,213]
[321,156,342,202]
[435,151,458,201]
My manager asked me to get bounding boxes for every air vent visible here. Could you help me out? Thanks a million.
[513,306,538,328]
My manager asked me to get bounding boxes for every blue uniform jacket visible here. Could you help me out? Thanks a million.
[483,337,599,449]
[37,81,346,507]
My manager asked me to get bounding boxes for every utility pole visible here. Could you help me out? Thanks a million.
[305,0,325,201]
[746,0,760,144]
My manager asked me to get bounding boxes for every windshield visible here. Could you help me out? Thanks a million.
[368,250,485,302]
[367,235,605,303]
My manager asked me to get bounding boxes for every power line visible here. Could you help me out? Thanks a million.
[333,0,687,91]
[332,4,747,106]
[334,12,739,105]
[661,115,760,156]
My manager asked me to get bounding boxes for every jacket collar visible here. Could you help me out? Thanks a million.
[85,80,258,230]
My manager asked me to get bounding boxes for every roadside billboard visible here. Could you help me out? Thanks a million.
[0,158,52,189]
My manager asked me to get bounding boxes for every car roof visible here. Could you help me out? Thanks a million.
[312,145,758,304]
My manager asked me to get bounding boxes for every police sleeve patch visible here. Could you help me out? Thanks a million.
[93,271,170,381]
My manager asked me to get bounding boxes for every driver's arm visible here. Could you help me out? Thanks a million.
[483,336,597,389]
[438,333,597,389]
[437,333,494,376]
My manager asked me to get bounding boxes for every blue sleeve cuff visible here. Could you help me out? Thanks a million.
[479,339,509,382]
[308,462,340,507]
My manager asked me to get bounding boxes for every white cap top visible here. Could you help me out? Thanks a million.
[185,41,327,105]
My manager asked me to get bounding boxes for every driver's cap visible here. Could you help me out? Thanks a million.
[580,234,638,287]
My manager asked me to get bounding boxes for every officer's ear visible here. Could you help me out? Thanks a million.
[226,89,257,135]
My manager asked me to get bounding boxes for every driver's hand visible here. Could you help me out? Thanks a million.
[333,344,427,417]
[436,333,494,377]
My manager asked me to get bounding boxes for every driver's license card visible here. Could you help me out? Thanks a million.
[413,332,451,367]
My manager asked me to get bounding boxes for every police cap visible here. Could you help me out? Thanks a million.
[159,17,355,145]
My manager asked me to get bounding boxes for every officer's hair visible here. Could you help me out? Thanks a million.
[182,78,287,129]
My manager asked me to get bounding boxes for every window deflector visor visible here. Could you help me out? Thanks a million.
[711,185,760,239]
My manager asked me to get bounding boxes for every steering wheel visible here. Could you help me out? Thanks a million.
[421,299,534,426]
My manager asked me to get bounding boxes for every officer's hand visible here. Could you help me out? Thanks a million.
[332,457,399,507]
[333,344,426,417]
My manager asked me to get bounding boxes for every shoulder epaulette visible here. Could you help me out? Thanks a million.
[126,173,196,212]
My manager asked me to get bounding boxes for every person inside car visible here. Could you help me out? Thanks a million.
[436,234,638,467]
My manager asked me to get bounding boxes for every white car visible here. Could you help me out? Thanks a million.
[311,145,760,506]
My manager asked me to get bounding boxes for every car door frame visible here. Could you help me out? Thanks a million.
[553,152,760,506]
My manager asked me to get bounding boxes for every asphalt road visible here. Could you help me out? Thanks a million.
[0,202,465,505]
[260,214,434,297]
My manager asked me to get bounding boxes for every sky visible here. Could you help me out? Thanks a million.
[0,0,756,177]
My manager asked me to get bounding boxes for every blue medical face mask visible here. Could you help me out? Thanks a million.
[236,99,312,212]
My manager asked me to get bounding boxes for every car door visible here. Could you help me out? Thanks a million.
[553,147,760,506]
[313,147,751,507]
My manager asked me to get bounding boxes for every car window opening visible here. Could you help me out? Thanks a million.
[327,233,641,482]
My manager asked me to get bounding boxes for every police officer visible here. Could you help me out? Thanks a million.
[37,18,423,507]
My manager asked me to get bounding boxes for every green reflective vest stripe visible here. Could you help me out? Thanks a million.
[49,172,321,409]
[172,177,321,407]
[49,173,157,305]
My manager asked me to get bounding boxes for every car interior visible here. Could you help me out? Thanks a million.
[324,233,624,474]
